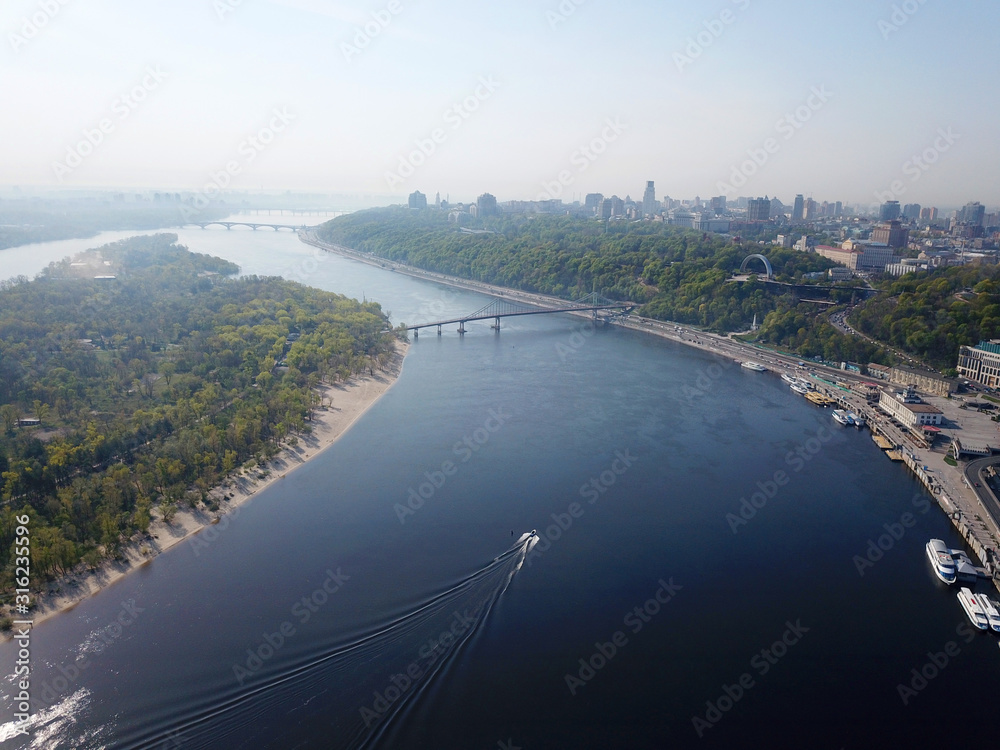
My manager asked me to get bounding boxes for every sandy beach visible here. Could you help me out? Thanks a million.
[19,341,409,629]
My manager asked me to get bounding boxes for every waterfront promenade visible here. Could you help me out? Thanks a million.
[300,230,1000,588]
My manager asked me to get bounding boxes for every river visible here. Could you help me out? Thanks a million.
[1,222,998,748]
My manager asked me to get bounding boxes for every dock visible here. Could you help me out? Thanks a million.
[885,450,904,462]
[872,435,895,450]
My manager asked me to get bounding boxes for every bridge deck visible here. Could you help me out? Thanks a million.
[407,304,632,330]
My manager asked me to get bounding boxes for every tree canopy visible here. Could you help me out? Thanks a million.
[0,234,397,589]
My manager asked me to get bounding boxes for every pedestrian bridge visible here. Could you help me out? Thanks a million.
[407,292,635,336]
[185,222,312,231]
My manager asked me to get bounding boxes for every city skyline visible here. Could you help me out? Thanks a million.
[2,0,998,205]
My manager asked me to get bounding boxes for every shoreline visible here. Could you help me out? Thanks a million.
[17,341,409,630]
[304,231,1000,589]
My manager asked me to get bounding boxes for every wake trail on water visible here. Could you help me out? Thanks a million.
[84,533,537,750]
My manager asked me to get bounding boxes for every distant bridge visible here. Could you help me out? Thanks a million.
[407,292,635,337]
[186,222,313,231]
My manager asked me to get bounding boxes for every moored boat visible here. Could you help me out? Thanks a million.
[925,539,957,584]
[847,411,865,428]
[832,409,852,426]
[741,361,767,372]
[979,594,1000,633]
[957,587,990,631]
[781,372,797,385]
[805,391,835,406]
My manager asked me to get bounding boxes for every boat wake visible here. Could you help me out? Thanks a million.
[97,533,537,750]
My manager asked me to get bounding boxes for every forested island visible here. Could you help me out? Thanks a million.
[0,234,400,604]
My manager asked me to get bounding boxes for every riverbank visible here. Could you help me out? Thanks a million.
[303,231,1000,590]
[15,341,408,630]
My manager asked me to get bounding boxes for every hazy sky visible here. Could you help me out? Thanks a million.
[2,0,996,208]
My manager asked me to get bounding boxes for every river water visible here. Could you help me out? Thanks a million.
[1,223,999,748]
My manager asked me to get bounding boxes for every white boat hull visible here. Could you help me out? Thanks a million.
[957,587,990,631]
[925,539,957,584]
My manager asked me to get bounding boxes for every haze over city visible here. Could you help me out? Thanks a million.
[2,0,998,206]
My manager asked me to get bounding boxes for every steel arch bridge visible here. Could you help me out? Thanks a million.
[740,254,774,279]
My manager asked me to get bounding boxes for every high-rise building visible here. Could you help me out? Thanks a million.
[476,192,499,217]
[642,181,657,217]
[902,203,921,220]
[408,191,427,209]
[747,197,770,222]
[871,220,909,249]
[959,201,985,226]
[919,206,938,221]
[710,196,727,215]
[835,201,843,216]
[879,201,901,221]
[585,193,603,212]
[804,198,817,221]
[598,196,624,219]
[770,197,785,219]
[792,194,804,222]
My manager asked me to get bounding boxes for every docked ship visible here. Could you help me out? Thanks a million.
[832,409,852,426]
[805,391,835,407]
[847,411,865,428]
[925,539,957,584]
[979,594,1000,633]
[957,587,990,631]
[741,361,767,372]
[790,378,815,395]
[781,372,797,385]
